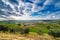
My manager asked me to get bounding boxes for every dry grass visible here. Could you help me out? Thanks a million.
[0,32,59,40]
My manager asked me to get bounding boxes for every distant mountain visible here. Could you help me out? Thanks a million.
[0,20,60,24]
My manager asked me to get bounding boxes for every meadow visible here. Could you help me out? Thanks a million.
[0,20,60,40]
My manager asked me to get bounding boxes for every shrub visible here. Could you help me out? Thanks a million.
[47,26,53,29]
[47,26,50,29]
[0,25,8,33]
[37,30,43,35]
[20,28,30,35]
[48,29,60,37]
[18,24,21,26]
[9,27,23,34]
[9,28,15,33]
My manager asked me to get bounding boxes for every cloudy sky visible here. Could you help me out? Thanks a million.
[0,0,60,20]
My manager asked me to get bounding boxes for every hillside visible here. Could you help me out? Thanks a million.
[0,20,60,40]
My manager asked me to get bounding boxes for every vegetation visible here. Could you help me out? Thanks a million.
[36,29,44,35]
[48,29,60,37]
[20,28,30,35]
[0,20,60,40]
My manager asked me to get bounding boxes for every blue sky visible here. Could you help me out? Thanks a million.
[0,0,60,20]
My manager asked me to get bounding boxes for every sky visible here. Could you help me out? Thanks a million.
[0,0,60,20]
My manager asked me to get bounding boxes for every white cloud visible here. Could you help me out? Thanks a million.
[44,0,54,6]
[30,0,40,3]
[45,11,60,19]
[0,0,60,20]
[0,18,7,21]
[2,0,15,11]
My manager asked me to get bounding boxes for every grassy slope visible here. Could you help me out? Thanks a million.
[0,20,60,33]
[0,20,60,40]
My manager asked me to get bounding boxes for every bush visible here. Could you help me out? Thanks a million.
[8,27,23,34]
[20,28,30,35]
[18,24,21,26]
[0,25,8,33]
[37,30,43,35]
[47,26,53,29]
[48,29,60,37]
[47,26,50,29]
[9,28,15,33]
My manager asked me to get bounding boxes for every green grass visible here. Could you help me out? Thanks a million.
[0,20,60,34]
[29,27,39,32]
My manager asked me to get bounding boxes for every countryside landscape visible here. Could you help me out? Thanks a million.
[0,0,60,40]
[0,20,60,40]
